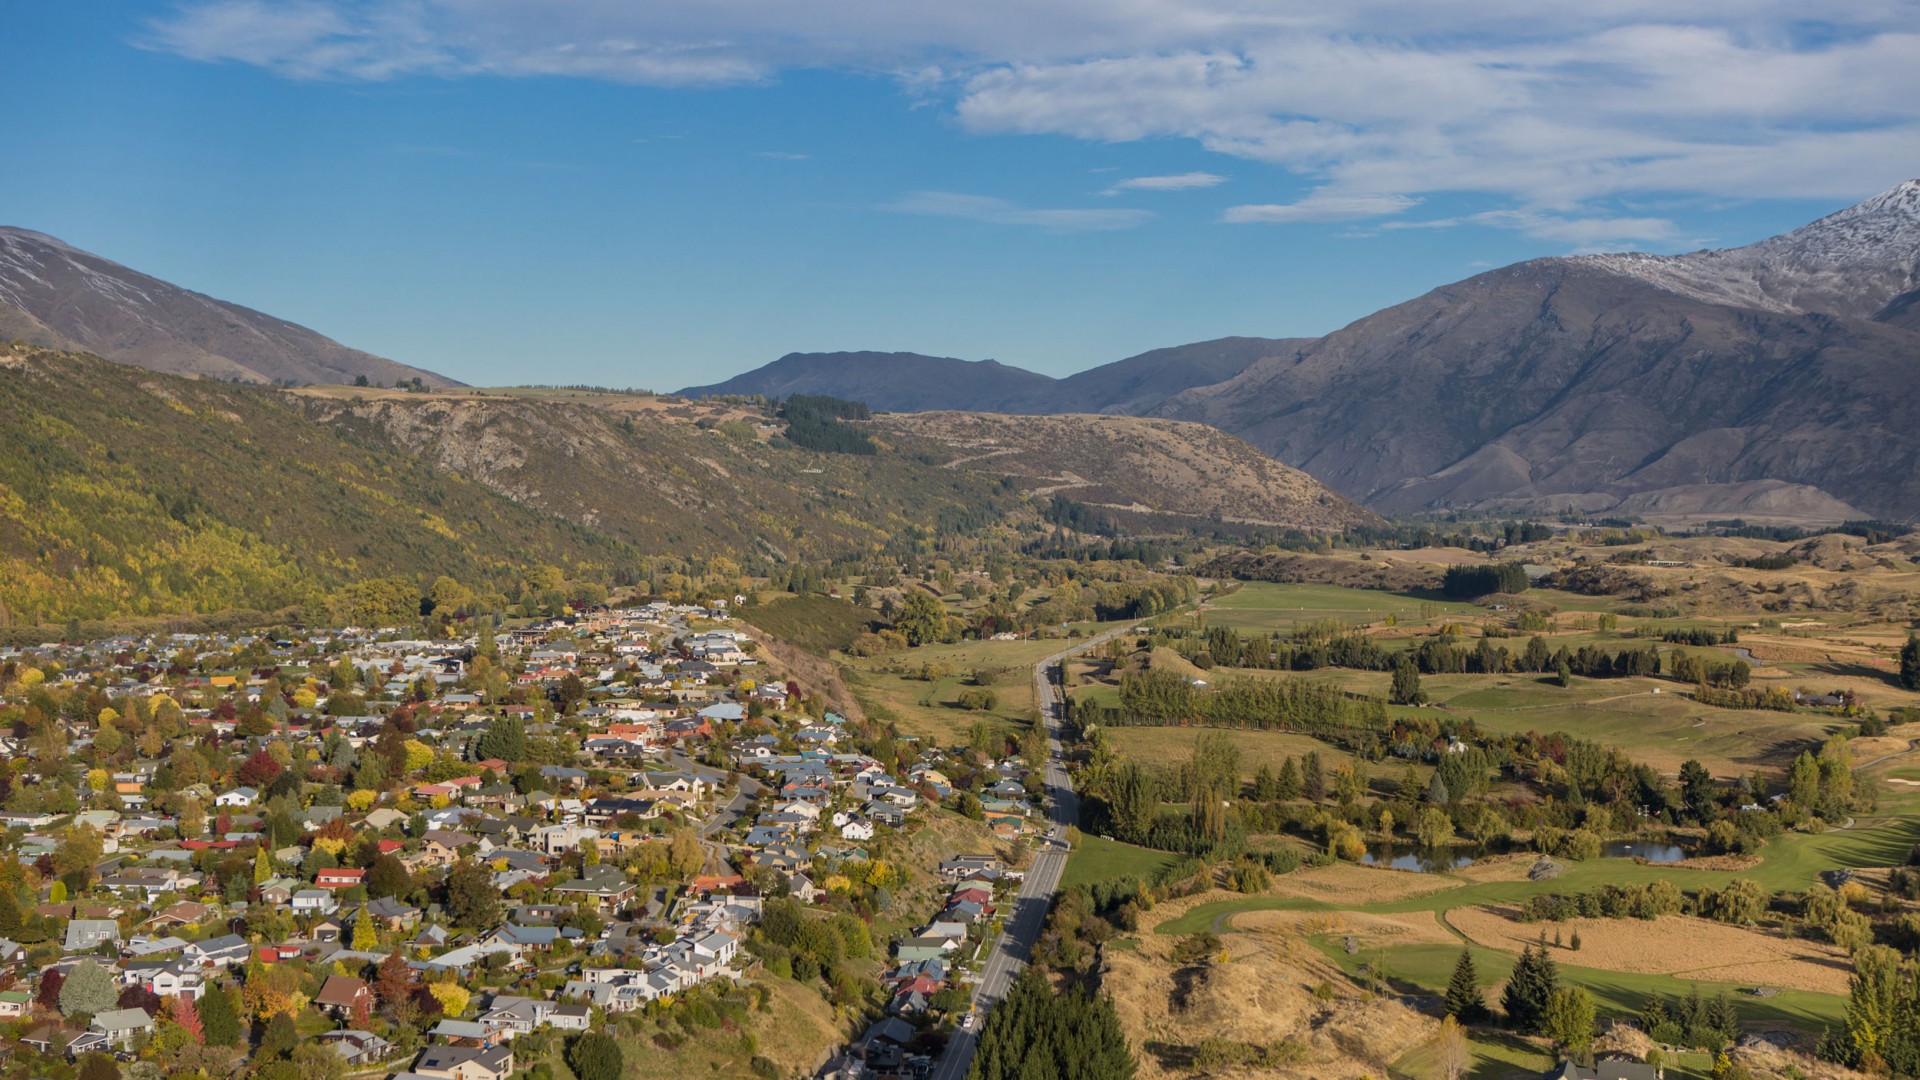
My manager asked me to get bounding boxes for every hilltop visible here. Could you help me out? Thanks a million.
[0,226,456,387]
[871,411,1379,532]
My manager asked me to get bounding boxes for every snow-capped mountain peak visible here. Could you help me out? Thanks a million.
[1576,178,1920,319]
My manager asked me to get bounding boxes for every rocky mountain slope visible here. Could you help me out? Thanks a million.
[686,182,1920,523]
[0,227,456,387]
[680,337,1293,414]
[872,411,1378,531]
[1158,180,1920,521]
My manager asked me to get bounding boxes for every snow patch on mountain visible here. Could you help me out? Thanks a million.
[1575,179,1920,319]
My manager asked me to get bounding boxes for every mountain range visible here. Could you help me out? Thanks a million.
[690,180,1920,522]
[680,336,1301,415]
[0,227,457,388]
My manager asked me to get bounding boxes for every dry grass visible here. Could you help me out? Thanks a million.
[1262,863,1464,908]
[1108,909,1435,1079]
[1447,906,1854,995]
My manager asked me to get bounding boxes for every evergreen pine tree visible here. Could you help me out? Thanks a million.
[1502,944,1558,1033]
[1444,948,1487,1023]
[1274,756,1303,800]
[1302,752,1326,801]
[199,983,243,1047]
[1901,634,1920,692]
[1251,764,1279,801]
[1390,655,1426,705]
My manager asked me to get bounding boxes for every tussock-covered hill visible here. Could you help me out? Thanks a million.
[870,411,1379,532]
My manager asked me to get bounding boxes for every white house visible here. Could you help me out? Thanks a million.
[215,787,258,807]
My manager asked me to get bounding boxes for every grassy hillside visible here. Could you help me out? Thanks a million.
[0,347,636,626]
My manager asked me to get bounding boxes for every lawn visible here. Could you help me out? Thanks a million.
[1099,725,1375,784]
[1202,581,1481,632]
[1061,835,1184,891]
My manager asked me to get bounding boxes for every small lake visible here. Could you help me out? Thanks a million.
[1361,844,1479,873]
[1600,839,1691,863]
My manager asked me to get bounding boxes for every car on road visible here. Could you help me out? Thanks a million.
[962,1013,979,1032]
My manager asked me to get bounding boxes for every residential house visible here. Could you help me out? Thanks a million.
[315,975,375,1020]
[411,1045,516,1080]
[89,1007,154,1050]
[318,1029,394,1067]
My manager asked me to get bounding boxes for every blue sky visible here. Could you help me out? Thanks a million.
[5,2,1917,388]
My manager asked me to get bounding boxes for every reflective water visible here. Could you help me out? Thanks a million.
[1600,839,1690,862]
[1361,844,1479,872]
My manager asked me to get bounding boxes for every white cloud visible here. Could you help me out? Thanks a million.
[1224,192,1417,223]
[144,0,1920,234]
[755,151,811,160]
[883,191,1152,232]
[1101,172,1225,195]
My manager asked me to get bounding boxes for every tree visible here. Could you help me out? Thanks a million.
[35,969,65,1013]
[259,1011,297,1058]
[1902,634,1920,692]
[445,860,501,928]
[1275,756,1303,800]
[1302,751,1326,801]
[1436,1015,1470,1080]
[75,1053,118,1080]
[1444,948,1488,1022]
[254,844,273,885]
[367,853,411,899]
[352,904,379,950]
[428,982,470,1017]
[894,591,951,647]
[1390,655,1426,705]
[1251,764,1279,801]
[1502,944,1558,1033]
[171,992,205,1044]
[199,983,243,1047]
[472,716,527,763]
[237,748,284,787]
[1542,986,1595,1053]
[1104,761,1160,844]
[59,958,119,1018]
[567,1031,626,1080]
[375,948,414,1015]
[968,967,1135,1080]
[1844,944,1901,1066]
[291,1042,347,1080]
[1415,806,1455,849]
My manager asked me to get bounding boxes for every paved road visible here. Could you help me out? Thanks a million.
[929,624,1140,1080]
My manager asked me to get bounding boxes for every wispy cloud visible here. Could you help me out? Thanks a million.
[755,151,810,160]
[1101,171,1225,195]
[1380,208,1684,249]
[1224,192,1417,224]
[144,0,1920,243]
[883,191,1152,232]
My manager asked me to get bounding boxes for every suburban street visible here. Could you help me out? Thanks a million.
[928,624,1138,1080]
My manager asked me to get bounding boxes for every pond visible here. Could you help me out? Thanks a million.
[1600,839,1692,862]
[1361,843,1480,873]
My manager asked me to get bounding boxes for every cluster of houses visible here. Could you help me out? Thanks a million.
[0,600,1041,1078]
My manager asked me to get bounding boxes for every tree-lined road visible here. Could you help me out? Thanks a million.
[930,624,1136,1080]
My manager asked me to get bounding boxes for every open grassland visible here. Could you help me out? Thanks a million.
[1201,581,1482,631]
[1099,725,1371,784]
[1445,906,1853,995]
[1061,834,1183,890]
